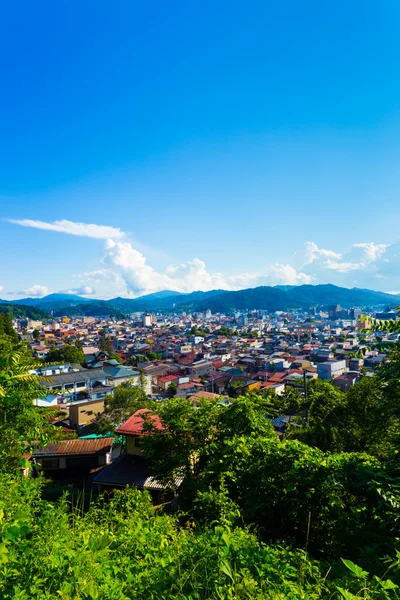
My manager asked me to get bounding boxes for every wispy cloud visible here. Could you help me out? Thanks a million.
[8,218,124,240]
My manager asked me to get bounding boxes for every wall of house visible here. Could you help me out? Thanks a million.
[126,435,143,456]
[69,398,104,428]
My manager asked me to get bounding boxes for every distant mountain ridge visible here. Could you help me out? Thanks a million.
[3,285,399,317]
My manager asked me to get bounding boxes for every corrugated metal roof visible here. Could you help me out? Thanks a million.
[44,368,107,387]
[33,438,114,457]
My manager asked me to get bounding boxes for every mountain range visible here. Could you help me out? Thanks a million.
[1,284,399,317]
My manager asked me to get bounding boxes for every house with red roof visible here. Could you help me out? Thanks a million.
[116,408,164,457]
[93,409,182,499]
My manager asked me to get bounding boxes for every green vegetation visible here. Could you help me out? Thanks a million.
[0,318,68,472]
[166,381,178,398]
[45,344,86,364]
[0,303,48,320]
[53,302,124,318]
[94,378,151,434]
[0,478,347,600]
[99,338,123,363]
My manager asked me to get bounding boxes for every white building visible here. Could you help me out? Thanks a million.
[143,313,153,327]
[317,360,346,381]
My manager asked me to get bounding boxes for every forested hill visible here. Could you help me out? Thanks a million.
[52,302,124,318]
[108,284,400,313]
[3,284,399,316]
[0,303,49,320]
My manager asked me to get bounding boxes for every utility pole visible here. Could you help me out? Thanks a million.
[303,370,309,425]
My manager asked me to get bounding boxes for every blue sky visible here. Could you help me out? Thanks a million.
[1,0,400,299]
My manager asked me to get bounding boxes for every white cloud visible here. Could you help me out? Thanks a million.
[303,242,342,265]
[325,260,362,273]
[302,242,389,285]
[353,242,389,263]
[101,240,313,295]
[267,264,312,285]
[76,286,95,295]
[0,285,3,293]
[62,286,96,296]
[8,217,397,297]
[8,219,124,240]
[19,284,49,298]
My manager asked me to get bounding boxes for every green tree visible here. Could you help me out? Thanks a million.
[287,380,347,452]
[145,350,162,361]
[0,335,55,472]
[93,380,152,433]
[100,338,113,354]
[0,313,19,345]
[108,352,123,364]
[32,328,41,341]
[166,381,177,398]
[45,345,85,364]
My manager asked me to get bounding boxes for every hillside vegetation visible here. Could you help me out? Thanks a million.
[0,303,48,320]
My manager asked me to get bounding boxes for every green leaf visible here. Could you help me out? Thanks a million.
[337,587,357,599]
[219,559,234,581]
[378,578,398,590]
[341,558,369,578]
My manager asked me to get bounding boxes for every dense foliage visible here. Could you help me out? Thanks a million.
[45,344,86,365]
[0,317,67,472]
[53,302,124,318]
[94,377,151,434]
[0,303,48,320]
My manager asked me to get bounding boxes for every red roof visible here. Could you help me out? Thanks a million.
[157,374,179,383]
[33,438,114,457]
[212,360,224,369]
[116,409,164,436]
[268,373,287,383]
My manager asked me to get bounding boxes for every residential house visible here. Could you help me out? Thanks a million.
[93,409,181,501]
[32,438,114,471]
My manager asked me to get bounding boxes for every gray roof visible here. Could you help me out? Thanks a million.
[44,368,107,388]
[103,365,139,379]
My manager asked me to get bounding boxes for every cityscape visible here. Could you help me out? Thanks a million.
[1,1,400,598]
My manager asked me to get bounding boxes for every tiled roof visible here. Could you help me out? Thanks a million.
[116,409,164,436]
[33,438,114,457]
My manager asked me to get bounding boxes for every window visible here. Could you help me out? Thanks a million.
[65,384,74,390]
[42,458,59,469]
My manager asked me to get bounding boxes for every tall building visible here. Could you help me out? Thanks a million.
[204,309,212,320]
[143,313,153,327]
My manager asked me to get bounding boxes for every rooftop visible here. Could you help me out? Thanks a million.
[116,408,164,436]
[33,438,114,457]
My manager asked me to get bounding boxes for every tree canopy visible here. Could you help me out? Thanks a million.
[45,345,86,365]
